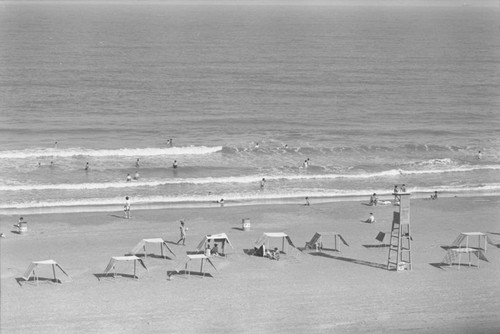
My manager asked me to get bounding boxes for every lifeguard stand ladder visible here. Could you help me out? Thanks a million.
[387,193,412,271]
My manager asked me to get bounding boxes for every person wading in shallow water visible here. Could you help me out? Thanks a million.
[124,196,131,219]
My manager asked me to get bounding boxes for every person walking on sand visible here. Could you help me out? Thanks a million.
[477,150,482,160]
[136,158,140,168]
[176,220,187,245]
[305,197,310,206]
[124,196,131,219]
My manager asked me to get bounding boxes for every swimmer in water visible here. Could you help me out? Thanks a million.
[173,160,178,169]
[260,178,266,189]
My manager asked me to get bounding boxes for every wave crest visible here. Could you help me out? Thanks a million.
[0,146,223,159]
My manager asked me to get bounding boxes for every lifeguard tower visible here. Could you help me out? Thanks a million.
[387,193,412,271]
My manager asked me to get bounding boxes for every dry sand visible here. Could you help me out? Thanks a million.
[1,196,500,333]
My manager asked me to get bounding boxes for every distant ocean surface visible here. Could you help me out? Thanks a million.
[1,3,499,214]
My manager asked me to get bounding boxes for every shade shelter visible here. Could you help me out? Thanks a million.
[305,232,349,252]
[102,256,148,280]
[451,232,494,252]
[129,238,176,259]
[183,254,218,278]
[253,232,299,256]
[441,248,488,269]
[20,260,70,285]
[196,233,234,256]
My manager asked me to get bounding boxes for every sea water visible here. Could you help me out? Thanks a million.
[1,2,499,214]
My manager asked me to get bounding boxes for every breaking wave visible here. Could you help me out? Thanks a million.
[0,146,223,159]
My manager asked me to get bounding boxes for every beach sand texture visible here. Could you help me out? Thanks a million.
[1,196,499,333]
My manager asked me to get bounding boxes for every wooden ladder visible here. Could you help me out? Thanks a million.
[387,193,412,271]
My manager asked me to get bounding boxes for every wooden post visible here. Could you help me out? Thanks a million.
[134,260,137,279]
[52,264,57,283]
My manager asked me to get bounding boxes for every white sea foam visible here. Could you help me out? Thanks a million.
[2,183,500,211]
[0,146,223,159]
[2,165,499,191]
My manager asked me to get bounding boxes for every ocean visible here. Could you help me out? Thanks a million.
[1,2,499,214]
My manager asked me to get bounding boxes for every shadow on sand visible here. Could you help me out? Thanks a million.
[172,270,214,278]
[362,244,390,248]
[94,273,139,281]
[109,214,128,219]
[309,252,387,271]
[16,277,62,286]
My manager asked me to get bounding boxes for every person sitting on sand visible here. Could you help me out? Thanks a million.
[430,191,438,200]
[133,171,139,180]
[126,174,132,182]
[366,213,376,224]
[369,193,378,206]
[211,243,219,256]
[270,247,280,261]
[13,217,27,233]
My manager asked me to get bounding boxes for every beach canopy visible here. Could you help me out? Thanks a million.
[181,254,218,278]
[103,255,148,280]
[305,232,349,252]
[21,259,70,285]
[129,238,176,259]
[253,232,299,255]
[451,232,494,252]
[441,248,488,269]
[196,233,234,255]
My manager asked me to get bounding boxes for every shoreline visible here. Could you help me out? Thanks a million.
[1,189,499,216]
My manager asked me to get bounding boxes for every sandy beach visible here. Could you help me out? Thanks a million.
[1,196,499,333]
